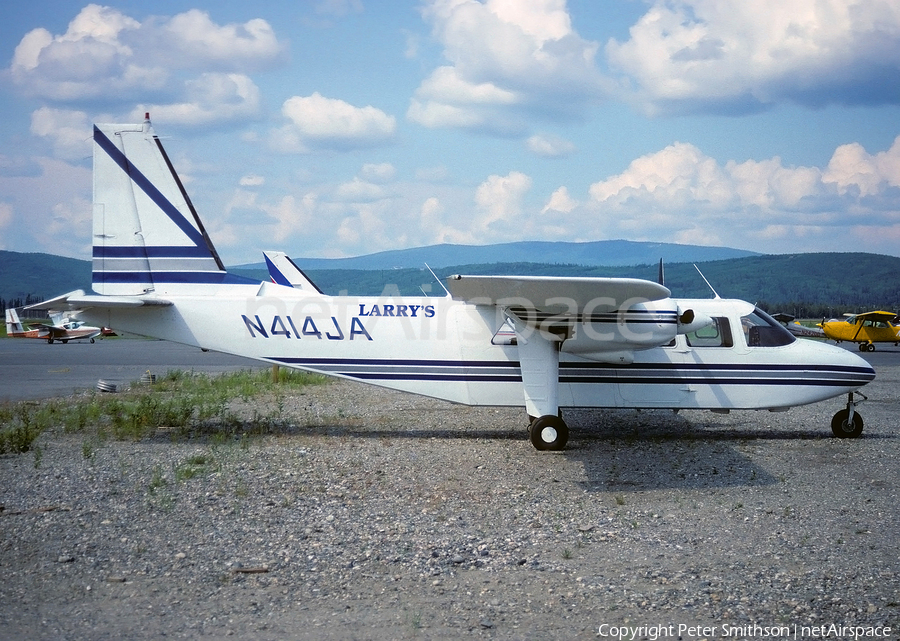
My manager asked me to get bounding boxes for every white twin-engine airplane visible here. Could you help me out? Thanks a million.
[32,116,876,450]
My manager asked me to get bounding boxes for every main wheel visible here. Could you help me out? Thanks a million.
[831,408,863,438]
[529,415,569,451]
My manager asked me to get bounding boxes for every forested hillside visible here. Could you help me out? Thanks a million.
[233,252,900,317]
[0,250,92,312]
[3,249,899,318]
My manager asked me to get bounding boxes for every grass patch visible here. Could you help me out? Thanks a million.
[174,453,218,481]
[0,368,329,454]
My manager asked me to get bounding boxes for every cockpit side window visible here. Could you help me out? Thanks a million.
[742,308,796,347]
[685,317,733,347]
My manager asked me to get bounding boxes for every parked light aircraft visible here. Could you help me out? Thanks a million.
[29,116,876,448]
[821,311,900,352]
[771,313,825,339]
[5,307,102,343]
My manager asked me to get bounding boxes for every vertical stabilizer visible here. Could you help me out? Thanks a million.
[92,114,226,295]
[5,308,25,333]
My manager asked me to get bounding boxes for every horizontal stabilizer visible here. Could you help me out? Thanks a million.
[263,251,323,293]
[447,275,670,313]
[25,290,172,312]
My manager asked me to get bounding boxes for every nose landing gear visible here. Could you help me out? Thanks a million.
[831,391,867,438]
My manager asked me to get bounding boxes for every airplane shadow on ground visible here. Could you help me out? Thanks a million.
[158,402,894,492]
[170,405,898,492]
[282,416,780,491]
[560,407,897,492]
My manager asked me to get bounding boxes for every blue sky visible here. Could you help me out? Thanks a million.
[1,0,899,265]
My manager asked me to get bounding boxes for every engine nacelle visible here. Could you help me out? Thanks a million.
[560,299,678,359]
[676,307,713,335]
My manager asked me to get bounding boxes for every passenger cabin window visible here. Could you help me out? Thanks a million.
[685,317,733,347]
[741,308,796,347]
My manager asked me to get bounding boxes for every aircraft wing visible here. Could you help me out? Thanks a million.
[854,310,899,323]
[447,275,670,313]
[43,325,71,339]
[25,289,173,313]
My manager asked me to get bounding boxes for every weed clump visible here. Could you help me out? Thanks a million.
[0,368,327,454]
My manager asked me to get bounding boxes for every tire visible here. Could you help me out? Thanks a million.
[529,415,569,451]
[831,408,863,438]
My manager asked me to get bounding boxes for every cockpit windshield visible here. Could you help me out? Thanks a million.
[741,307,796,347]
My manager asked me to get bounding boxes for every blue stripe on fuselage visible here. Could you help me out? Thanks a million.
[266,357,873,387]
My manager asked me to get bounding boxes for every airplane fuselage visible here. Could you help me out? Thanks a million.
[79,284,874,413]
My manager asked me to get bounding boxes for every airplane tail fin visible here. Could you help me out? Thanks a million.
[5,308,25,333]
[262,251,323,293]
[91,114,233,296]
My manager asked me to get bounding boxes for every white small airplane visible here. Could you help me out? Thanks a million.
[5,307,102,344]
[771,313,826,339]
[30,116,876,448]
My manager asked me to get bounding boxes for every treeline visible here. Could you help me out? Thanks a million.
[0,294,44,313]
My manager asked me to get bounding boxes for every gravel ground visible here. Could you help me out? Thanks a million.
[1,359,898,640]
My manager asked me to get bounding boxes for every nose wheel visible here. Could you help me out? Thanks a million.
[831,392,866,438]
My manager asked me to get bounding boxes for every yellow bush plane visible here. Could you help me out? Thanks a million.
[821,311,900,351]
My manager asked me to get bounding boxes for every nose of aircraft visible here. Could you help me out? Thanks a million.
[805,339,876,386]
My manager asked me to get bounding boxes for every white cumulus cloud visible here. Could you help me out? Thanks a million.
[584,137,900,253]
[29,108,92,162]
[272,93,397,152]
[129,73,261,126]
[474,170,533,233]
[8,5,282,124]
[606,0,900,114]
[542,186,577,213]
[410,0,605,131]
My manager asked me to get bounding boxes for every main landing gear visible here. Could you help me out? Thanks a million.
[831,391,867,438]
[528,414,569,451]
